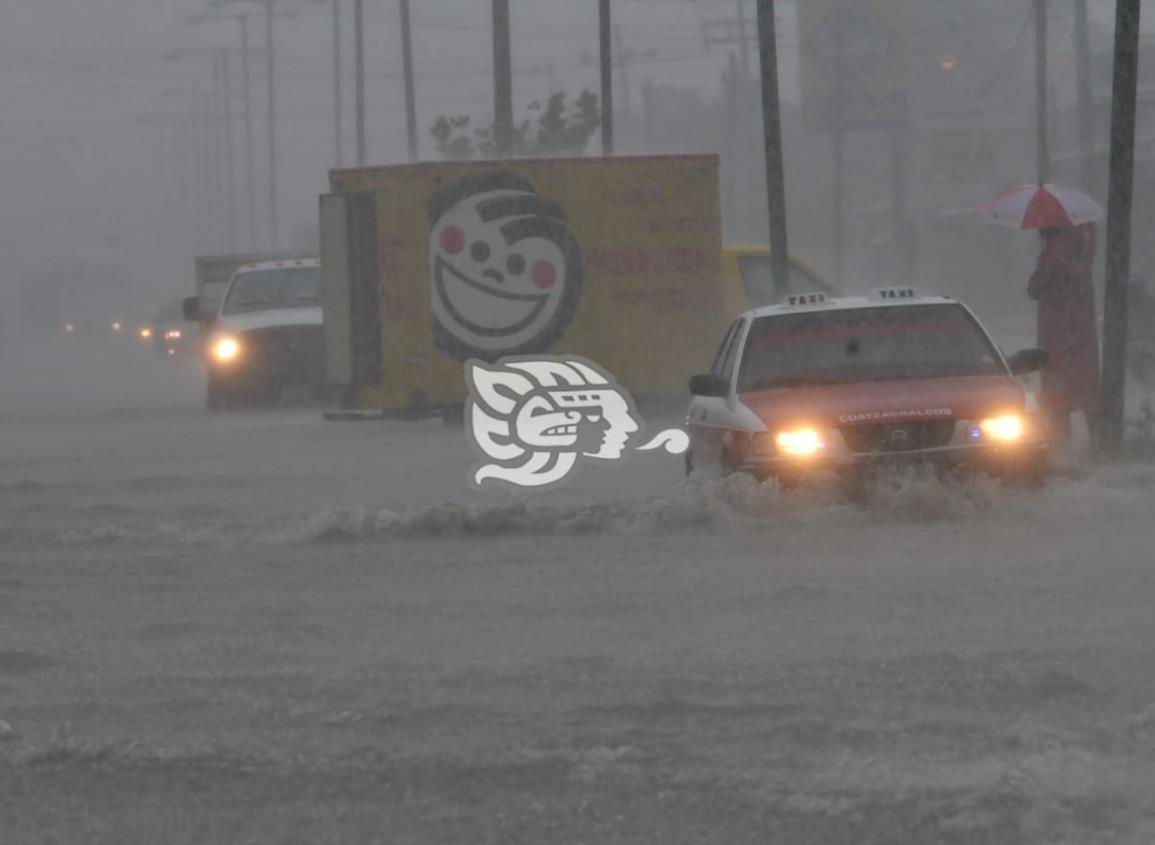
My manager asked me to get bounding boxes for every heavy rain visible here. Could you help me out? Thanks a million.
[3,1,1155,842]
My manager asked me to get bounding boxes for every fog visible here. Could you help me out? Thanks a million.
[4,2,1155,842]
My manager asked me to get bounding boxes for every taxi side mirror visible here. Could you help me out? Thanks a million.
[689,373,729,397]
[1008,348,1049,375]
[181,296,203,322]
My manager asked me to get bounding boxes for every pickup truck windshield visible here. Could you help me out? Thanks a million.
[737,303,1005,393]
[221,267,321,314]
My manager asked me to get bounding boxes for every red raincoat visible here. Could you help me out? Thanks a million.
[1027,223,1100,416]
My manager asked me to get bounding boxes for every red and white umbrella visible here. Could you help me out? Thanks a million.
[979,184,1104,230]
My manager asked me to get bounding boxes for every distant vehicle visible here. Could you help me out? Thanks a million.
[141,299,188,358]
[685,288,1052,486]
[59,315,130,341]
[17,262,129,345]
[184,258,324,409]
[719,246,838,315]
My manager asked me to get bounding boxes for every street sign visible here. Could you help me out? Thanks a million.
[798,0,910,132]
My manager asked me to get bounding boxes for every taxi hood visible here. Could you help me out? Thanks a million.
[739,374,1026,429]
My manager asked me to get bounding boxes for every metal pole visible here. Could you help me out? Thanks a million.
[736,0,750,80]
[493,0,513,156]
[1100,0,1142,454]
[240,14,257,250]
[1035,0,1051,184]
[832,9,845,287]
[755,0,790,300]
[264,0,278,250]
[1074,0,1094,191]
[400,0,418,161]
[193,91,208,252]
[211,55,226,250]
[725,52,738,231]
[891,102,911,281]
[222,50,237,253]
[354,0,365,164]
[599,0,614,155]
[333,0,343,167]
[614,25,633,119]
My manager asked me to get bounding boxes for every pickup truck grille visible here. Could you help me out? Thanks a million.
[241,326,324,384]
[839,420,956,454]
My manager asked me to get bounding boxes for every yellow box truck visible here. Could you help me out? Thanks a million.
[321,155,730,415]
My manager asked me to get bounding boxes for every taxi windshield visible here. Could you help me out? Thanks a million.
[736,303,1005,393]
[221,266,321,314]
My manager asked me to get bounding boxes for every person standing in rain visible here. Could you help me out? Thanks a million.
[1028,222,1101,445]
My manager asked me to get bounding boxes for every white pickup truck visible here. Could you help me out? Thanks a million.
[183,258,324,409]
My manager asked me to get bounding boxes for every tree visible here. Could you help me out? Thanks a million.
[429,90,601,160]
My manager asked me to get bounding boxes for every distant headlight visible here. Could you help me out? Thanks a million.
[64,323,75,334]
[776,427,826,457]
[211,336,241,363]
[164,329,182,340]
[975,414,1024,442]
[139,327,153,339]
[111,321,122,332]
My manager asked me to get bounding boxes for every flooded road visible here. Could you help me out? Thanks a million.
[3,339,1155,843]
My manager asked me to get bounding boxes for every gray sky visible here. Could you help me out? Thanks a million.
[0,0,1130,315]
[1,0,773,307]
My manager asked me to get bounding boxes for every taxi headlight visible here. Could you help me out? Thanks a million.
[211,336,241,363]
[976,414,1024,442]
[776,427,826,457]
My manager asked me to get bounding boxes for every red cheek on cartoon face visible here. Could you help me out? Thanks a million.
[532,260,557,289]
[440,226,465,256]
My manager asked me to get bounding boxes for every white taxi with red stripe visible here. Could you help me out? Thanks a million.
[685,288,1051,483]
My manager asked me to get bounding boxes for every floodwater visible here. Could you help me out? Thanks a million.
[3,337,1155,843]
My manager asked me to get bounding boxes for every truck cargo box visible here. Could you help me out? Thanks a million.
[322,154,726,413]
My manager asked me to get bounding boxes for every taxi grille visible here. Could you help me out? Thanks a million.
[839,420,956,454]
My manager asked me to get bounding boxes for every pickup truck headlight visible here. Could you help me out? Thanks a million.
[211,336,241,363]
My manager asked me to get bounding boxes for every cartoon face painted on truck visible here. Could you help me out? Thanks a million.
[427,172,584,361]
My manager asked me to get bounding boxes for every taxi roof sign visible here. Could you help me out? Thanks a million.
[785,292,829,307]
[871,287,917,301]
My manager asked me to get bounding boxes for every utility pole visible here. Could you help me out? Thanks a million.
[755,0,790,300]
[239,14,256,249]
[493,0,514,156]
[187,10,260,250]
[400,0,418,161]
[1101,0,1142,455]
[354,0,365,164]
[703,10,755,80]
[1074,0,1094,191]
[205,88,223,250]
[735,0,750,80]
[333,0,343,167]
[613,25,633,120]
[599,0,614,155]
[1035,0,1051,184]
[724,53,738,226]
[213,0,290,249]
[220,50,237,252]
[832,10,845,286]
[891,103,911,281]
[265,0,278,248]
